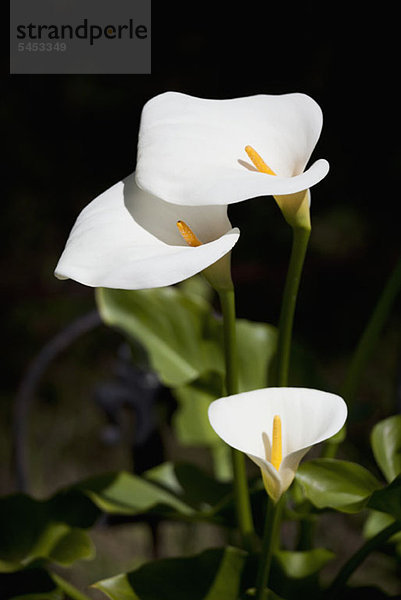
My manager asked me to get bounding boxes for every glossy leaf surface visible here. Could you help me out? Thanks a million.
[96,282,277,394]
[75,471,195,516]
[96,285,220,387]
[275,548,334,579]
[371,415,401,483]
[296,458,381,513]
[94,547,246,600]
[0,491,98,572]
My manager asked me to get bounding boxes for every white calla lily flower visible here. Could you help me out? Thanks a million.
[55,173,239,290]
[208,387,347,503]
[135,92,329,222]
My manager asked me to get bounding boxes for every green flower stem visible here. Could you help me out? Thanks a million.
[51,573,93,600]
[271,224,310,561]
[255,497,284,600]
[326,520,401,598]
[275,225,311,387]
[323,255,401,459]
[218,288,255,550]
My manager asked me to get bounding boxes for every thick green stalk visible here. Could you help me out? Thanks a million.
[218,288,255,550]
[255,497,283,600]
[51,573,93,600]
[275,226,311,386]
[326,520,401,598]
[253,223,310,593]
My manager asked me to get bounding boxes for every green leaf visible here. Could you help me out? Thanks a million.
[141,461,232,509]
[179,274,215,304]
[172,320,276,445]
[367,475,401,520]
[96,286,221,387]
[235,320,277,392]
[75,465,234,525]
[94,547,246,600]
[275,548,335,579]
[363,510,401,543]
[0,492,99,572]
[48,528,94,565]
[94,573,137,600]
[173,463,232,508]
[144,462,184,496]
[296,458,382,513]
[76,471,195,517]
[95,286,277,394]
[371,414,401,483]
[172,375,222,447]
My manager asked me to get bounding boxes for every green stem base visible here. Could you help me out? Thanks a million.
[218,288,255,549]
[255,497,283,600]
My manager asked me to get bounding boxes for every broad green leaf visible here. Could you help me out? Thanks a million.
[172,376,222,447]
[94,573,137,600]
[203,547,247,600]
[94,546,246,600]
[0,492,99,572]
[235,320,276,392]
[363,510,401,543]
[76,465,234,524]
[76,471,195,516]
[367,475,401,520]
[172,321,276,448]
[296,458,382,513]
[275,548,335,579]
[179,274,215,304]
[147,461,233,510]
[144,462,184,496]
[173,463,232,508]
[371,414,401,482]
[48,528,94,565]
[143,461,232,509]
[96,286,277,394]
[96,282,277,467]
[96,287,221,387]
[0,568,63,600]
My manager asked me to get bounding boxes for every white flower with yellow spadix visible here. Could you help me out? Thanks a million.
[54,173,239,291]
[135,92,329,228]
[208,387,347,503]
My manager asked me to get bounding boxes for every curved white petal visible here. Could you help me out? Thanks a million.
[54,173,239,290]
[208,387,347,500]
[136,91,328,206]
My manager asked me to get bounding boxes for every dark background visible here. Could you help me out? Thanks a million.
[3,1,400,495]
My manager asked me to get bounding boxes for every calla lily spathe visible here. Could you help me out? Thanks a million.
[208,387,347,503]
[54,173,239,290]
[135,92,329,210]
